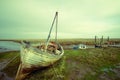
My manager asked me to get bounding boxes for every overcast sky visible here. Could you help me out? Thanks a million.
[0,0,120,39]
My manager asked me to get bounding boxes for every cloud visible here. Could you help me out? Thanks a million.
[0,0,120,39]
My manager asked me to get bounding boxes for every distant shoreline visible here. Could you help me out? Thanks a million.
[0,38,120,46]
[0,38,120,40]
[0,38,120,42]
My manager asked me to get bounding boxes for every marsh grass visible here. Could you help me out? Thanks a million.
[0,51,18,60]
[0,51,20,77]
[0,47,120,80]
[64,48,120,80]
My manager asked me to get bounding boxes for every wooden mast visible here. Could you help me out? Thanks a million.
[45,12,58,51]
[15,12,59,80]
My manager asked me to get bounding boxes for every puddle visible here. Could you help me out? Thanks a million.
[0,59,14,80]
[0,72,13,80]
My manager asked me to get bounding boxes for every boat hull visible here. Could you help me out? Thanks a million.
[15,44,64,80]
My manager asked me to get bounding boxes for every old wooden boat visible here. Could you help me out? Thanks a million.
[15,12,64,80]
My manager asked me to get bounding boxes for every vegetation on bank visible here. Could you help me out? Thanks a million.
[65,48,120,80]
[1,38,120,45]
[0,47,120,80]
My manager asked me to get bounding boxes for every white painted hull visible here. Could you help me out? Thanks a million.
[15,43,64,80]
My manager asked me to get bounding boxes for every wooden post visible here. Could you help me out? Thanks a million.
[107,36,110,47]
[100,36,103,47]
[95,36,97,47]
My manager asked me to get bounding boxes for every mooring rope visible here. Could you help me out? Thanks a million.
[51,63,62,80]
[0,53,19,70]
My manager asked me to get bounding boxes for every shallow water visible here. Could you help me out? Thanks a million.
[0,41,21,52]
[63,45,95,49]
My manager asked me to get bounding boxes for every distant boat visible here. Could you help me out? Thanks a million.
[73,44,86,49]
[78,44,86,49]
[15,12,64,80]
